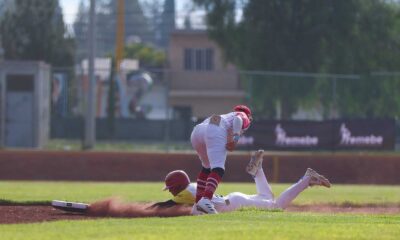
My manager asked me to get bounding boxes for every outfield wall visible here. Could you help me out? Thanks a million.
[0,150,399,184]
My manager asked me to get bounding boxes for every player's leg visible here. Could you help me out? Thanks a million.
[196,124,227,214]
[217,169,331,212]
[246,150,274,199]
[218,192,276,213]
[219,179,309,212]
[195,167,211,203]
[196,166,224,214]
[274,176,310,209]
[190,124,211,203]
[197,163,225,214]
[275,168,331,209]
[254,168,274,199]
[204,124,227,201]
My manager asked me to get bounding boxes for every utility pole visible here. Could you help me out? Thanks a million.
[111,0,124,118]
[330,77,338,119]
[115,0,125,71]
[83,0,96,150]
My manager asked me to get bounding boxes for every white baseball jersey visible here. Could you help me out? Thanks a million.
[191,112,250,169]
[174,183,277,212]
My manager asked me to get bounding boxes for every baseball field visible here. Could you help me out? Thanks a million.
[1,181,400,240]
[0,147,399,239]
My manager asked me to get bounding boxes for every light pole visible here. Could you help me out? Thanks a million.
[83,0,96,150]
[0,47,4,60]
[0,45,3,148]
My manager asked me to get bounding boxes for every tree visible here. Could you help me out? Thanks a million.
[73,0,89,62]
[194,0,400,118]
[73,0,153,59]
[123,42,165,68]
[195,0,344,118]
[0,0,74,67]
[317,0,400,118]
[141,0,165,47]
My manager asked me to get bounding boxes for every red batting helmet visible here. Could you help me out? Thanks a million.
[233,105,252,119]
[163,170,190,195]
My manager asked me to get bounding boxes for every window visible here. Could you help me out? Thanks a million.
[205,48,214,71]
[183,48,214,71]
[184,48,193,70]
[6,75,34,92]
[195,49,203,70]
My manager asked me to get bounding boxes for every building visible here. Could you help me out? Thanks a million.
[0,61,50,148]
[168,30,246,119]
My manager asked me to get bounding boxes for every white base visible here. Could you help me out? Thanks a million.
[52,200,89,210]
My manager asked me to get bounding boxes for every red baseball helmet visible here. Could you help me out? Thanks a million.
[163,170,190,195]
[233,105,252,119]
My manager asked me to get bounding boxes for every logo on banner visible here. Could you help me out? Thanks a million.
[275,124,319,146]
[237,135,254,146]
[340,124,383,146]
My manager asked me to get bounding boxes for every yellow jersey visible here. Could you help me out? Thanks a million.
[172,183,196,204]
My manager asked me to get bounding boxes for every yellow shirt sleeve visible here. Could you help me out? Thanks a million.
[172,189,195,204]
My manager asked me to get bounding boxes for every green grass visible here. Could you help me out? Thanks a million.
[1,182,400,240]
[45,139,193,152]
[1,211,400,240]
[45,139,400,154]
[1,181,400,205]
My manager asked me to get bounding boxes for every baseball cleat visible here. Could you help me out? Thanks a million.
[305,168,331,188]
[196,197,218,214]
[190,204,204,216]
[52,200,89,213]
[246,149,264,177]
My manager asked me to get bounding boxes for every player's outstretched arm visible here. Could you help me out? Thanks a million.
[149,199,178,208]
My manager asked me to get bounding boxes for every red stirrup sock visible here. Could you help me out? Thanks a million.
[195,171,209,203]
[203,172,222,200]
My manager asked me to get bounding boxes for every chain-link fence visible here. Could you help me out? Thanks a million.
[51,67,167,119]
[240,71,400,120]
[51,66,175,144]
[50,67,400,150]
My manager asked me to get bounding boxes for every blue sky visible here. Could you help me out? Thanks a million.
[60,0,188,25]
[60,0,81,24]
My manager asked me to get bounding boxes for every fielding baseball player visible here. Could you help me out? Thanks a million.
[155,150,331,214]
[191,105,253,214]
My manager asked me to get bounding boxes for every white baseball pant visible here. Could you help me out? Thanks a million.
[190,122,228,170]
[213,168,310,212]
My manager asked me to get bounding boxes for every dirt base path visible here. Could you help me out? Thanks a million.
[0,205,93,224]
[286,204,400,214]
[1,204,399,225]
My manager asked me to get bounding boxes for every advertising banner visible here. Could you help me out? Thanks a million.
[332,119,396,150]
[238,119,395,150]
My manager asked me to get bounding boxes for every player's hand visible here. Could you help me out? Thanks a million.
[226,131,239,151]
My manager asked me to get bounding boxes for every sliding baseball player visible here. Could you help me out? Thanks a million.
[53,150,331,215]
